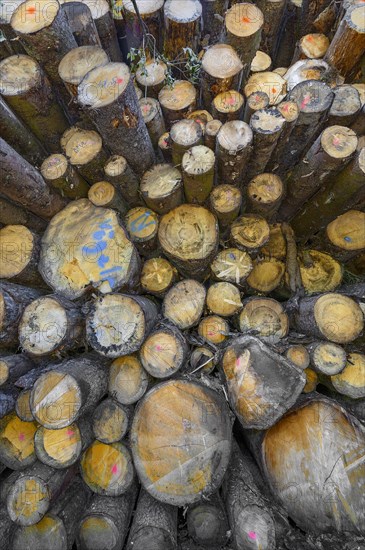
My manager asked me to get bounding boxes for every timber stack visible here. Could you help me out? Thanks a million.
[0,0,364,548]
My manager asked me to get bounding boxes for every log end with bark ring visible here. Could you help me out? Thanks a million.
[140,256,178,296]
[92,398,129,443]
[130,379,232,506]
[198,315,230,345]
[58,45,109,87]
[210,248,253,284]
[0,412,37,470]
[299,33,330,59]
[331,353,365,398]
[320,125,358,158]
[7,474,50,525]
[239,297,289,343]
[34,423,83,468]
[163,279,206,329]
[0,225,38,283]
[209,185,242,227]
[313,292,364,343]
[0,55,41,96]
[309,341,347,375]
[299,249,343,294]
[207,282,242,317]
[136,59,167,90]
[246,257,286,293]
[225,3,264,38]
[159,80,197,113]
[326,209,365,252]
[230,214,270,251]
[140,325,187,378]
[286,345,310,370]
[11,0,59,34]
[164,0,202,23]
[80,440,134,496]
[217,120,253,153]
[78,62,131,108]
[244,72,287,105]
[201,43,243,79]
[288,79,334,113]
[108,355,149,405]
[140,164,183,215]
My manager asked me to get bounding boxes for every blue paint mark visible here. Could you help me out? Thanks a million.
[100,266,123,276]
[99,220,112,229]
[130,212,156,234]
[83,240,107,255]
[344,236,352,242]
[93,230,106,240]
[97,254,110,268]
[108,230,115,239]
[228,253,236,260]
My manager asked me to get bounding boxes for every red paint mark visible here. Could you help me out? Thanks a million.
[156,345,162,351]
[116,78,124,84]
[282,104,289,112]
[111,464,118,474]
[66,430,74,437]
[207,331,215,337]
[26,6,36,13]
[307,34,313,41]
[300,94,311,110]
[18,433,25,441]
[272,87,277,94]
[248,531,257,540]
[242,16,251,23]
[226,96,237,106]
[333,136,341,147]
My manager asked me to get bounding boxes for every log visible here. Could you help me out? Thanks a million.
[317,209,365,262]
[170,119,203,166]
[207,282,242,317]
[285,344,310,370]
[198,315,229,346]
[211,90,245,123]
[81,0,122,62]
[222,335,305,429]
[250,50,272,72]
[41,154,89,199]
[307,341,347,375]
[278,126,358,221]
[88,181,126,216]
[216,121,253,187]
[163,0,202,59]
[158,204,219,279]
[18,294,83,357]
[324,5,365,79]
[30,354,108,428]
[330,352,365,399]
[284,58,339,92]
[246,257,286,293]
[127,488,177,550]
[140,322,188,378]
[0,196,47,234]
[200,44,243,111]
[0,354,34,387]
[158,80,197,128]
[92,398,130,443]
[77,483,138,550]
[182,145,215,204]
[10,0,78,121]
[108,355,149,405]
[0,281,44,349]
[238,297,289,343]
[266,100,299,172]
[188,346,217,375]
[230,214,270,254]
[58,45,109,114]
[246,173,284,219]
[104,154,142,207]
[245,108,285,182]
[291,148,365,241]
[288,292,364,344]
[122,0,164,50]
[244,71,287,106]
[130,378,232,505]
[256,395,365,534]
[139,97,166,149]
[163,279,206,329]
[0,96,47,167]
[301,0,332,35]
[201,0,228,45]
[243,91,270,124]
[0,225,43,287]
[261,223,287,259]
[62,1,101,47]
[277,80,334,173]
[0,411,37,470]
[292,32,330,62]
[260,0,286,60]
[80,439,134,496]
[0,0,25,58]
[4,461,72,525]
[204,119,222,151]
[11,476,89,550]
[222,441,276,550]
[209,185,242,229]
[140,164,183,214]
[39,199,140,299]
[187,492,229,548]
[328,85,362,126]
[298,249,343,294]
[62,127,109,184]
[78,62,155,176]
[158,132,173,163]
[210,248,253,285]
[85,293,157,358]
[0,387,18,418]
[140,256,178,297]
[225,3,264,81]
[0,54,69,153]
[135,59,167,98]
[0,504,13,550]
[125,206,159,257]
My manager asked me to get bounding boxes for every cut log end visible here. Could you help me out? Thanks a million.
[198,315,229,345]
[314,293,364,343]
[78,62,130,108]
[202,44,243,79]
[210,248,253,285]
[231,214,270,252]
[331,353,365,398]
[140,257,177,296]
[163,279,206,330]
[11,0,59,34]
[35,423,82,468]
[225,3,264,38]
[109,355,149,405]
[239,297,289,343]
[58,45,109,87]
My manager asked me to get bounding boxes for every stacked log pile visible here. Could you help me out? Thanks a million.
[0,0,364,548]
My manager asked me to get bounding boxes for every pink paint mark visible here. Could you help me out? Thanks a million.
[307,34,313,41]
[300,94,311,110]
[226,96,237,106]
[18,433,25,441]
[248,531,257,541]
[236,358,240,366]
[116,78,124,84]
[111,464,118,474]
[156,345,163,351]
[66,430,74,437]
[333,136,341,147]
[207,331,215,337]
[282,104,289,112]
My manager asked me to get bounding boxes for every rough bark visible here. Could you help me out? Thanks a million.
[163,0,202,59]
[216,121,253,187]
[140,164,183,214]
[104,154,142,207]
[159,80,197,128]
[41,154,89,199]
[182,145,215,204]
[62,2,101,47]
[140,322,189,378]
[108,355,149,405]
